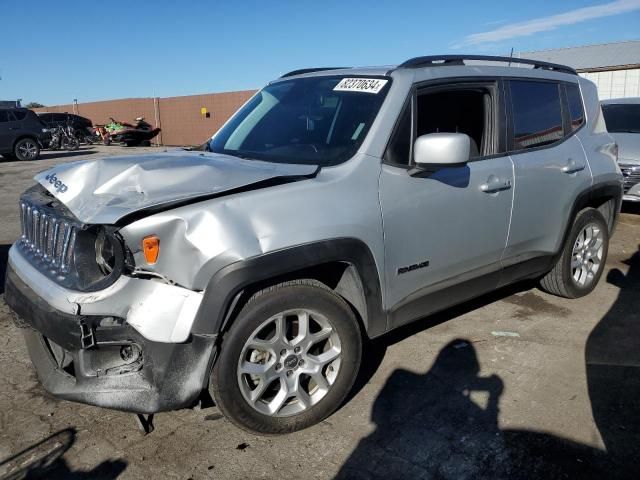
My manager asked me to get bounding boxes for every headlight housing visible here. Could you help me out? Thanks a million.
[72,226,128,291]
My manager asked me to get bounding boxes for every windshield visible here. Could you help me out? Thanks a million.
[602,103,640,133]
[208,76,390,165]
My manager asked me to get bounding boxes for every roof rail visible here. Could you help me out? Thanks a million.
[396,55,577,75]
[280,67,350,78]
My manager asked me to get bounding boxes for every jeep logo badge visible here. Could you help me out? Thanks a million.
[283,355,299,369]
[44,173,68,194]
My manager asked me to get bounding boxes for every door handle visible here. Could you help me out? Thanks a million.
[480,175,512,193]
[561,158,586,174]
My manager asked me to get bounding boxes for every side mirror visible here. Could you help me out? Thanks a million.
[411,133,473,176]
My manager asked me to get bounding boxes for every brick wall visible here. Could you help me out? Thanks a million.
[34,90,256,146]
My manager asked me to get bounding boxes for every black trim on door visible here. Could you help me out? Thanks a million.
[383,77,508,169]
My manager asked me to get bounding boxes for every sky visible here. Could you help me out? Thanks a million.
[1,0,639,105]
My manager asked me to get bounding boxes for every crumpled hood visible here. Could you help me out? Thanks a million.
[35,150,318,224]
[610,132,640,164]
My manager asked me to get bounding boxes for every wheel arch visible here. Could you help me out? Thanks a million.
[572,181,622,234]
[554,181,622,266]
[190,238,387,340]
[13,134,40,150]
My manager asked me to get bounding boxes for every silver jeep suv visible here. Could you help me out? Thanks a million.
[5,55,623,434]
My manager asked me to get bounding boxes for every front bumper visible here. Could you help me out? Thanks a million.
[4,262,217,414]
[620,163,640,202]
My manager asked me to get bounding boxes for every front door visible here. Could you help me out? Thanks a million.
[379,80,513,329]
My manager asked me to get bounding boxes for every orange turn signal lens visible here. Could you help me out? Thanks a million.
[142,235,160,264]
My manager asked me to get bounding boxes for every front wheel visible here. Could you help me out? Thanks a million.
[539,208,609,298]
[210,280,362,434]
[14,138,40,161]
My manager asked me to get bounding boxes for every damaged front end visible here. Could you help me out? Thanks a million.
[5,184,215,413]
[17,184,128,292]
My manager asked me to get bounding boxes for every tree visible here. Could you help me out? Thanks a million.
[24,102,45,108]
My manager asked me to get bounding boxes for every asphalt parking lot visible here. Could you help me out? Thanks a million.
[0,146,639,479]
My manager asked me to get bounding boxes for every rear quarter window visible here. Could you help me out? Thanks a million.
[510,80,564,150]
[565,83,585,132]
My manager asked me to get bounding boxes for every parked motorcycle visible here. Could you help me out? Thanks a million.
[47,123,79,151]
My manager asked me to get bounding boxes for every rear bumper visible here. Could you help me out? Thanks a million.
[4,264,217,414]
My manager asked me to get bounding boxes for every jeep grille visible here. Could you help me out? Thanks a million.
[19,199,79,274]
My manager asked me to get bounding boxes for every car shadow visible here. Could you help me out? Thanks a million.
[0,428,127,479]
[585,246,640,477]
[39,148,98,160]
[0,244,9,295]
[621,202,640,215]
[0,149,97,163]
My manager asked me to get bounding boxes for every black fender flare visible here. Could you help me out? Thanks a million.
[553,180,623,265]
[190,238,387,339]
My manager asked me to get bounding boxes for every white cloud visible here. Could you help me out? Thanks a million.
[458,0,640,47]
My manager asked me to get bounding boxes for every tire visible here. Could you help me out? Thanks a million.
[14,138,40,161]
[66,137,79,151]
[539,208,609,298]
[210,279,362,435]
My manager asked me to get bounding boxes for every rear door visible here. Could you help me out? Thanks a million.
[502,79,591,274]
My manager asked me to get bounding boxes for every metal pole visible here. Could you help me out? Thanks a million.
[153,96,162,146]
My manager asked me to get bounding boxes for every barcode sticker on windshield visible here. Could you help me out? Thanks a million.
[334,78,388,94]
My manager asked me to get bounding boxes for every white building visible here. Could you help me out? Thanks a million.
[517,40,640,100]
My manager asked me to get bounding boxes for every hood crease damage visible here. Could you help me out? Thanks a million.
[35,150,319,225]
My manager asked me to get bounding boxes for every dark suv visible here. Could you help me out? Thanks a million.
[0,108,47,161]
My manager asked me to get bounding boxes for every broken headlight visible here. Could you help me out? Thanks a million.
[73,227,128,291]
[95,228,117,275]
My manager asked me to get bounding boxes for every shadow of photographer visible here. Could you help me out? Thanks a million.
[337,338,612,479]
[585,245,640,477]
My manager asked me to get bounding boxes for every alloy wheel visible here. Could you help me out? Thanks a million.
[18,140,38,160]
[571,223,604,287]
[237,309,342,417]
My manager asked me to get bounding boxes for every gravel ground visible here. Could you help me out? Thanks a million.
[0,146,639,479]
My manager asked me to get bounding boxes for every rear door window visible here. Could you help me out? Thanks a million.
[510,80,564,150]
[0,111,9,123]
